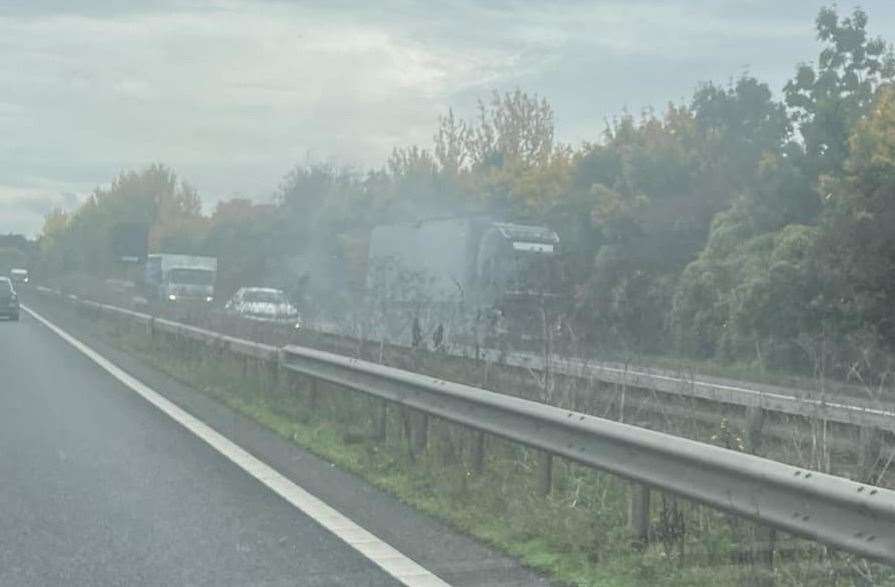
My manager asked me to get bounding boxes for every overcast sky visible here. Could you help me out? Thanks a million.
[2,1,894,236]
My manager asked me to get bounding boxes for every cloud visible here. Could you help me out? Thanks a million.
[0,3,532,203]
[0,0,894,235]
[0,186,85,237]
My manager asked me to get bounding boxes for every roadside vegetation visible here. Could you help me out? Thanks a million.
[9,5,895,584]
[24,6,895,389]
[37,296,887,587]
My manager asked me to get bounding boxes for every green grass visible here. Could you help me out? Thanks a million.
[80,314,894,587]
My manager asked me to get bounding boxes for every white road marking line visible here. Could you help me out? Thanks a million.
[22,305,450,587]
[500,348,895,419]
[584,363,895,417]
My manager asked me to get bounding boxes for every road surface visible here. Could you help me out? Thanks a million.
[1,305,546,586]
[0,310,406,585]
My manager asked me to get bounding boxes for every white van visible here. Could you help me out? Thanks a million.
[9,268,29,284]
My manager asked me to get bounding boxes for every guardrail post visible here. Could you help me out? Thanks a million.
[374,400,387,441]
[753,525,776,570]
[307,377,319,410]
[409,410,429,457]
[472,431,486,474]
[251,357,260,380]
[627,483,650,546]
[539,452,553,496]
[412,413,429,456]
[744,405,775,569]
[744,405,766,455]
[859,426,882,483]
[268,357,280,392]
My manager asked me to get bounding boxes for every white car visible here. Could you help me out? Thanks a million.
[225,287,301,327]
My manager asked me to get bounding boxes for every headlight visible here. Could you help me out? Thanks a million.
[168,294,177,301]
[205,296,213,303]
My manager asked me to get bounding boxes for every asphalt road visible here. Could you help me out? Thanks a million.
[0,311,401,586]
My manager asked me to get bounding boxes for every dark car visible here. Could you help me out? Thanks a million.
[0,277,19,321]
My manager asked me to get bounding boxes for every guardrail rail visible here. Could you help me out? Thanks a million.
[26,286,895,565]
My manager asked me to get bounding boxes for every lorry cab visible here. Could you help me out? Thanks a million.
[476,223,560,303]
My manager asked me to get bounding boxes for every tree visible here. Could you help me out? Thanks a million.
[692,76,792,192]
[433,108,469,178]
[37,164,207,276]
[37,208,70,275]
[672,84,895,372]
[274,163,371,304]
[569,107,701,351]
[149,179,208,253]
[458,90,566,217]
[671,202,827,369]
[817,84,895,350]
[465,89,555,170]
[784,6,895,177]
[277,162,365,242]
[382,146,444,219]
[204,198,277,297]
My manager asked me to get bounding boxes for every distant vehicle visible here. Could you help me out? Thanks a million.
[0,277,19,321]
[9,268,29,284]
[143,254,217,303]
[225,287,301,327]
[366,217,562,343]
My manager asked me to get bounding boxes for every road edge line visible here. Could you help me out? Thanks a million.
[22,304,450,587]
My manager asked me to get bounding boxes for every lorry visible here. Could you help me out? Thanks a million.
[143,254,217,303]
[365,218,562,345]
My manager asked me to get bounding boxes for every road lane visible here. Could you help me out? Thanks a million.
[0,311,401,586]
[23,293,552,587]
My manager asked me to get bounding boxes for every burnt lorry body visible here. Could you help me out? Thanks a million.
[366,217,562,346]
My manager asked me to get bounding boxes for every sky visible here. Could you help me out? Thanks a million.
[2,0,894,237]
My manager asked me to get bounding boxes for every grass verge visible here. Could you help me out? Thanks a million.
[73,307,895,587]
